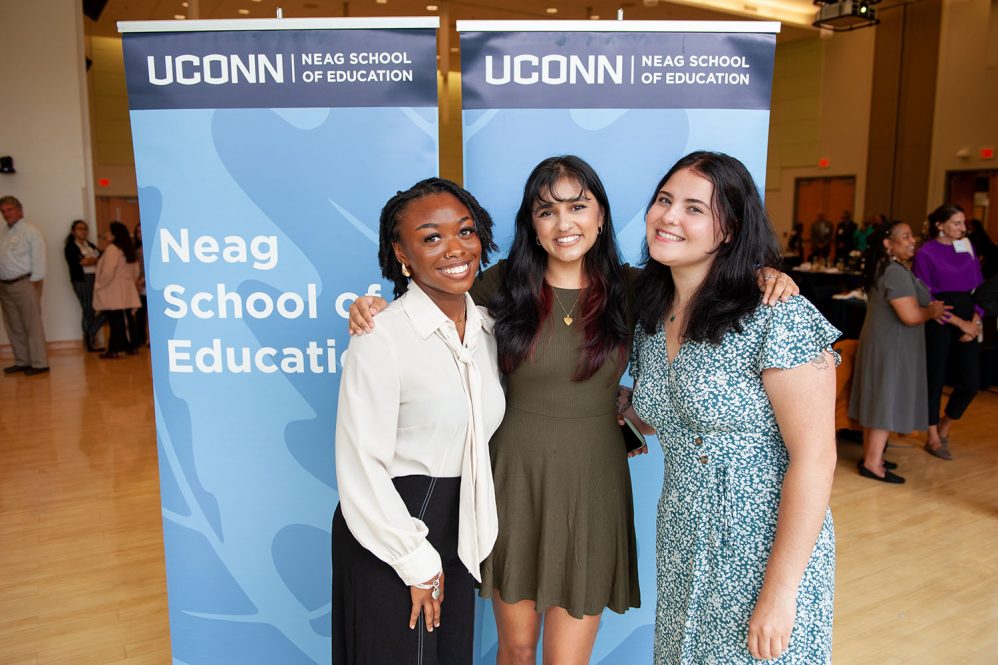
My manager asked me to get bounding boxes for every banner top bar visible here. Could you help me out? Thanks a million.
[456,20,780,33]
[118,16,440,33]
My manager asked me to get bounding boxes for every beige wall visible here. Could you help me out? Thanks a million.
[928,0,998,209]
[90,35,138,198]
[0,0,94,345]
[765,29,876,245]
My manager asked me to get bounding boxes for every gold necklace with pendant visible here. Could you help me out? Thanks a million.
[552,288,583,326]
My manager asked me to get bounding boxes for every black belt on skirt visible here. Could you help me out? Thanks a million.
[0,273,30,285]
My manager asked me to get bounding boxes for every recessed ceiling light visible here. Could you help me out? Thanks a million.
[376,0,388,3]
[546,7,558,14]
[181,1,188,6]
[238,8,250,14]
[426,4,438,10]
[590,14,600,19]
[450,46,459,52]
[174,14,186,19]
[251,0,262,2]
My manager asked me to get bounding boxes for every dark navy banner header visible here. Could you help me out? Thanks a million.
[460,31,776,110]
[123,28,438,110]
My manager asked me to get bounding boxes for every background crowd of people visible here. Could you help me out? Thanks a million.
[830,205,989,483]
[0,198,148,376]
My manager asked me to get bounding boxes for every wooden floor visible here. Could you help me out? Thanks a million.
[0,348,996,665]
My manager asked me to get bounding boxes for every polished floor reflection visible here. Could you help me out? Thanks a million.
[0,347,995,664]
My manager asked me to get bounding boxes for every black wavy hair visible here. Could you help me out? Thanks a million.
[378,178,498,298]
[491,155,630,381]
[109,221,137,263]
[926,203,965,239]
[862,220,908,292]
[634,151,781,342]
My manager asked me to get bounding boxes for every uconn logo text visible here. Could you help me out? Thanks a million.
[146,54,285,86]
[484,54,623,86]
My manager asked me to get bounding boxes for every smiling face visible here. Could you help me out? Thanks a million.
[885,223,916,262]
[935,211,966,242]
[531,176,603,273]
[392,191,482,307]
[645,167,723,274]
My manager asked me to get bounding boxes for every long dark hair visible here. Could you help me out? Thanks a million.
[862,220,907,291]
[65,220,88,247]
[926,203,964,239]
[109,221,137,263]
[378,178,497,298]
[635,151,781,342]
[492,155,629,381]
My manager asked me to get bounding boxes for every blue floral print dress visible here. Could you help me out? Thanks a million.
[630,297,839,665]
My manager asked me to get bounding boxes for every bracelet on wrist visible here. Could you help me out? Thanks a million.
[413,573,442,599]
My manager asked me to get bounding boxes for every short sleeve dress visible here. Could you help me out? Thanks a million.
[848,262,931,433]
[471,261,641,619]
[630,296,839,665]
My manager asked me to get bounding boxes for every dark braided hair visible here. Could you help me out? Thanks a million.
[378,178,498,298]
[862,220,907,292]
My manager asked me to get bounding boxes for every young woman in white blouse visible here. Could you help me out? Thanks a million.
[332,179,506,665]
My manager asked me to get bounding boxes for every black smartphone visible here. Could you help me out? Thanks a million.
[620,416,645,454]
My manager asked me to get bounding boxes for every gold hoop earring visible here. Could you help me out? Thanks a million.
[401,263,411,277]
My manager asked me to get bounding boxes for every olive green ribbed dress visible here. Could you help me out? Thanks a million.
[471,262,640,619]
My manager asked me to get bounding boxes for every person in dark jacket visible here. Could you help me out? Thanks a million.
[63,220,105,352]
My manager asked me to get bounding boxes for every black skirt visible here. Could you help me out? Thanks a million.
[332,475,473,665]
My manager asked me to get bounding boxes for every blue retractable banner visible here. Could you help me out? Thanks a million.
[119,18,439,664]
[458,21,778,664]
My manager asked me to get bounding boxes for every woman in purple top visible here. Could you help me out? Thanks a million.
[912,204,985,460]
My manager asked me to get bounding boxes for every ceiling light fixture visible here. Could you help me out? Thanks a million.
[174,13,186,19]
[546,7,558,13]
[238,8,250,14]
[426,4,438,11]
[376,0,388,3]
[181,1,188,6]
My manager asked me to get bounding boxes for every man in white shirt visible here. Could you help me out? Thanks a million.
[0,196,49,375]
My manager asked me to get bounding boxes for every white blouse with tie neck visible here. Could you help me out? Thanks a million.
[334,280,506,588]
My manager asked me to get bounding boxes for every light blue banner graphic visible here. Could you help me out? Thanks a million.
[120,22,439,665]
[459,24,777,665]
